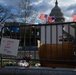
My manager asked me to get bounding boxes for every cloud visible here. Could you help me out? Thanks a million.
[0,0,20,9]
[32,2,53,13]
[66,3,76,15]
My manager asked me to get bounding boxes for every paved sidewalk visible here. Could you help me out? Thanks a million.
[0,66,76,75]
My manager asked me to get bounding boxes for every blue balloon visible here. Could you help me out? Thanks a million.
[8,27,19,32]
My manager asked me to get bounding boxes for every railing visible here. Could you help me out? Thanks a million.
[0,22,76,68]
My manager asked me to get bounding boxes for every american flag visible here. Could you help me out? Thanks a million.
[39,14,48,21]
[73,14,76,22]
[48,16,55,23]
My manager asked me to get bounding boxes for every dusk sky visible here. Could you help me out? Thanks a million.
[0,0,76,23]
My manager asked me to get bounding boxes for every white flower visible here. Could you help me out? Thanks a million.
[35,63,41,67]
[18,60,29,67]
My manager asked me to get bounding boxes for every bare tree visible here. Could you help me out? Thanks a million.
[18,0,38,24]
[0,4,18,26]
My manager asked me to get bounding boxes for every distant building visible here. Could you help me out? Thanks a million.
[47,0,65,23]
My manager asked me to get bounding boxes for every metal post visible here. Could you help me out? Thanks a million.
[0,27,4,66]
[75,23,76,56]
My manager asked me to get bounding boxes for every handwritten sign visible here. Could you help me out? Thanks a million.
[0,38,19,56]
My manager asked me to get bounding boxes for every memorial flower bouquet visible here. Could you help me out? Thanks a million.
[18,55,41,67]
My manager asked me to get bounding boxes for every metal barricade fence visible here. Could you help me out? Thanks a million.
[0,22,76,68]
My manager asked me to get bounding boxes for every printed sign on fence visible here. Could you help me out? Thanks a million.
[0,38,19,56]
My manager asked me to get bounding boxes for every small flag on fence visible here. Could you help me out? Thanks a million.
[48,16,55,23]
[73,14,76,22]
[39,14,48,21]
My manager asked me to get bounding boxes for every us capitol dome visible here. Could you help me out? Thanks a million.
[47,0,65,23]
